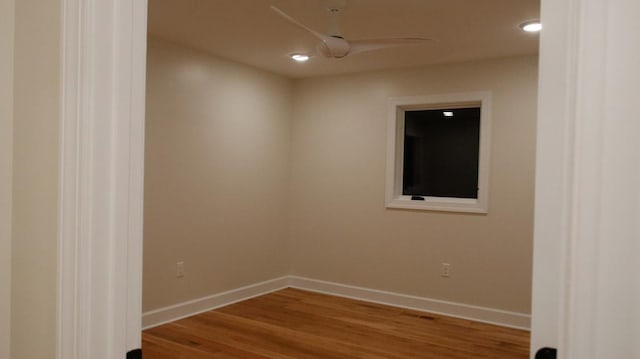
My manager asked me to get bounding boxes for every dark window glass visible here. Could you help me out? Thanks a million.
[403,107,480,198]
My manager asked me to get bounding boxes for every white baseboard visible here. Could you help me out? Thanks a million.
[288,276,531,330]
[142,276,289,329]
[142,275,531,331]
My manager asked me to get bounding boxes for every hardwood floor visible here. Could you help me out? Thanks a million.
[142,288,530,358]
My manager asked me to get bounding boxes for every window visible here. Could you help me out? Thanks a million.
[385,92,492,213]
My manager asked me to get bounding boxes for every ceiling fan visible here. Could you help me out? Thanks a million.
[270,2,433,59]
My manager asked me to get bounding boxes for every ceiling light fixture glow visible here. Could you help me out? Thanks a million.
[291,54,310,62]
[520,21,542,33]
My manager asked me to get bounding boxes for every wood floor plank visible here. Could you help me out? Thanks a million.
[143,288,530,358]
[142,334,220,359]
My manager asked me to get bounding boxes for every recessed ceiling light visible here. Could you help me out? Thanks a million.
[291,54,310,62]
[443,111,454,117]
[520,21,542,33]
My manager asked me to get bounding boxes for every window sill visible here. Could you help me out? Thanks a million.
[385,196,488,214]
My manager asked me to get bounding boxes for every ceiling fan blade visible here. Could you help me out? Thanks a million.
[270,6,329,43]
[270,5,350,58]
[348,37,433,55]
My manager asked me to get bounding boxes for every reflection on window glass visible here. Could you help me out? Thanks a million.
[403,107,480,199]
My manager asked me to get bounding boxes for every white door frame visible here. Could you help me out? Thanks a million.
[530,0,577,355]
[58,0,147,357]
[532,0,640,357]
[0,0,15,357]
[57,0,640,358]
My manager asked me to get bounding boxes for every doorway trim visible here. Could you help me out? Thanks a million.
[532,0,640,357]
[56,0,640,358]
[58,0,147,357]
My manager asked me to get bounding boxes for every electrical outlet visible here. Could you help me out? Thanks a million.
[441,263,451,277]
[176,261,185,278]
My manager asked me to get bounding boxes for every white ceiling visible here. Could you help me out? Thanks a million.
[147,0,540,79]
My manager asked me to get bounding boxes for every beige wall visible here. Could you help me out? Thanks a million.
[144,38,537,315]
[0,0,14,357]
[10,0,61,357]
[143,39,294,311]
[289,56,538,313]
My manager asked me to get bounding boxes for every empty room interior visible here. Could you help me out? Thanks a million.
[142,0,540,357]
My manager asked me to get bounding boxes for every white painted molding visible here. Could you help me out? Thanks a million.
[0,0,14,357]
[530,0,577,355]
[533,0,640,358]
[120,0,148,353]
[58,0,147,358]
[289,276,530,330]
[143,276,530,331]
[58,1,84,358]
[142,277,290,329]
[385,91,492,214]
[558,0,640,358]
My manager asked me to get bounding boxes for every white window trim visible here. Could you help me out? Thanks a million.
[385,91,492,213]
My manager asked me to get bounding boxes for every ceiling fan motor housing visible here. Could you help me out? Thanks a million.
[317,36,350,58]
